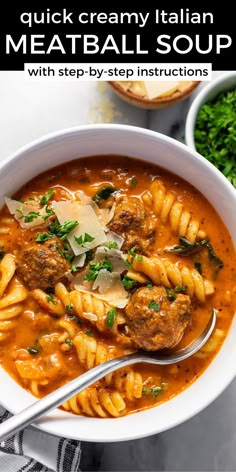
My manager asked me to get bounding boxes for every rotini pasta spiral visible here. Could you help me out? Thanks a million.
[131,254,214,302]
[105,367,143,401]
[24,379,49,397]
[194,329,224,359]
[62,387,126,418]
[0,319,18,342]
[0,254,16,297]
[31,288,65,315]
[73,332,143,400]
[55,283,126,334]
[0,255,27,342]
[74,331,112,369]
[144,180,206,243]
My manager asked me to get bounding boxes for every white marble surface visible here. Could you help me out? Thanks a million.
[0,71,235,472]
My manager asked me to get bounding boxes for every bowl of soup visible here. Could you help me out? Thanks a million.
[0,124,236,442]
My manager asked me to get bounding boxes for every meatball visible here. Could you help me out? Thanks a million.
[125,286,191,351]
[16,238,70,290]
[109,197,145,233]
[109,197,157,254]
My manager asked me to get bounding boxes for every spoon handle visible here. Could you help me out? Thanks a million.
[0,354,140,442]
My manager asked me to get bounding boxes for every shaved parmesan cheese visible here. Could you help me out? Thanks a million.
[74,283,128,309]
[105,231,124,249]
[95,247,127,274]
[144,81,179,99]
[52,201,106,255]
[92,270,128,305]
[73,253,86,268]
[5,197,48,229]
[97,204,116,226]
[116,80,194,101]
[117,81,132,91]
[177,81,193,92]
[92,268,114,292]
[129,81,146,97]
[69,192,115,227]
[72,268,92,289]
[75,190,92,205]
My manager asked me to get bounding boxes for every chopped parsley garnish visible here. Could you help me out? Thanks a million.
[66,305,73,312]
[74,233,95,246]
[84,330,93,337]
[146,282,153,289]
[106,307,117,328]
[174,285,188,293]
[27,347,39,355]
[71,246,92,272]
[40,188,55,206]
[122,276,137,290]
[36,233,54,242]
[17,208,41,223]
[195,89,236,187]
[142,382,167,398]
[36,218,79,243]
[148,301,160,312]
[84,257,113,281]
[48,219,79,241]
[129,176,137,187]
[128,247,137,257]
[92,186,116,203]
[126,247,143,267]
[166,285,188,301]
[42,205,55,221]
[46,295,58,305]
[59,249,74,263]
[65,338,73,347]
[165,288,176,301]
[126,246,137,268]
[125,259,133,269]
[108,241,118,249]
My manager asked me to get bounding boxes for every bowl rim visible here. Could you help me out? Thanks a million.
[1,123,236,442]
[185,71,236,150]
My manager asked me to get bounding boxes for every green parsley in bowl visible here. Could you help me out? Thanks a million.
[185,72,236,188]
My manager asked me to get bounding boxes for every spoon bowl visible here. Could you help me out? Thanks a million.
[0,310,216,442]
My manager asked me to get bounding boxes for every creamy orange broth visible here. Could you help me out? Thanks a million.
[0,155,235,417]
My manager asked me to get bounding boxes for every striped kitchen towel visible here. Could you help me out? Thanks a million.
[0,406,81,472]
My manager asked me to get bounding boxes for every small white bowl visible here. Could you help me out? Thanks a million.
[0,125,236,442]
[185,72,236,150]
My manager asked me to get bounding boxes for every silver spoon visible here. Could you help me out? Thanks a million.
[0,310,216,442]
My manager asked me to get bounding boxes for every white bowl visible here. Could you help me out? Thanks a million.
[185,71,236,150]
[1,124,236,442]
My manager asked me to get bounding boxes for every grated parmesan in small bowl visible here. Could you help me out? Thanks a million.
[108,80,200,109]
